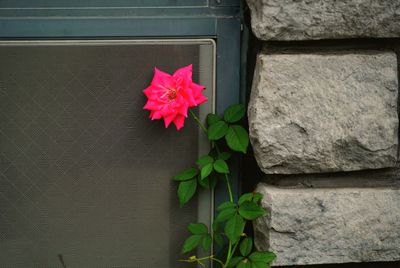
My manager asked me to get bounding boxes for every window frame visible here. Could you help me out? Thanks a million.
[0,0,243,255]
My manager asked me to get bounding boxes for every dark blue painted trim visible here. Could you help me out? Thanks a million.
[0,0,208,8]
[0,0,240,18]
[216,18,241,112]
[210,0,240,7]
[0,18,217,38]
[214,17,242,205]
[0,8,240,18]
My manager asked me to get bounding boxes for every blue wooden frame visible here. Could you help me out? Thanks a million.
[0,0,242,207]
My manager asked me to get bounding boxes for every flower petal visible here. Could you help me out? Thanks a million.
[191,82,205,96]
[173,114,185,130]
[143,100,159,110]
[150,110,162,119]
[178,103,189,117]
[143,65,207,130]
[173,64,192,88]
[151,68,172,87]
[163,113,176,128]
[195,95,208,105]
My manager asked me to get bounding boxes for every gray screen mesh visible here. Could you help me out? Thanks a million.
[0,40,214,268]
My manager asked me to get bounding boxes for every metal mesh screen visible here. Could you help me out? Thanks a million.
[0,40,214,267]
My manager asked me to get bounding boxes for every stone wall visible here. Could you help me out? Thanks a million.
[245,0,400,267]
[247,0,400,40]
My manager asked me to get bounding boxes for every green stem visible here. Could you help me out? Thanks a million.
[189,109,236,267]
[189,110,234,203]
[214,143,234,204]
[211,257,225,268]
[224,173,234,203]
[179,255,225,268]
[226,241,233,266]
[189,109,207,134]
[225,240,240,265]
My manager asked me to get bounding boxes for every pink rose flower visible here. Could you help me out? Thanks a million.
[143,64,207,130]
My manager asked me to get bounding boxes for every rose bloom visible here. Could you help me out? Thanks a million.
[143,64,207,130]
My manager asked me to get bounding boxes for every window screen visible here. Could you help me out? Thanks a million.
[0,40,215,267]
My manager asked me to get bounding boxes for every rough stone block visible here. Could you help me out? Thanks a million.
[254,184,400,266]
[246,0,400,40]
[248,52,398,174]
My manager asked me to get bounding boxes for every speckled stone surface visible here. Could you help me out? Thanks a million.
[248,52,398,174]
[254,184,400,266]
[246,0,400,40]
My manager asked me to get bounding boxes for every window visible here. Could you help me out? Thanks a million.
[0,39,215,267]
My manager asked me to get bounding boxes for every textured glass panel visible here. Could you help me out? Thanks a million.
[0,40,214,267]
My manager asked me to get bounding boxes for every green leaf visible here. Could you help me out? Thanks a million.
[238,192,264,205]
[177,179,197,207]
[224,214,245,244]
[202,234,212,251]
[237,259,252,268]
[174,168,198,181]
[252,262,271,268]
[181,234,202,254]
[227,256,244,267]
[225,125,249,153]
[217,201,236,211]
[198,175,217,189]
[249,251,276,263]
[198,175,208,189]
[208,121,229,141]
[224,104,246,123]
[218,151,232,161]
[196,155,214,167]
[253,192,263,203]
[213,159,229,174]
[240,237,253,256]
[213,233,224,247]
[239,201,266,220]
[201,163,213,179]
[207,113,221,126]
[188,223,208,235]
[238,193,253,205]
[215,207,237,222]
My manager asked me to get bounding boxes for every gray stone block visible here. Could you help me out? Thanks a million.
[248,52,398,174]
[254,184,400,266]
[246,0,400,40]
